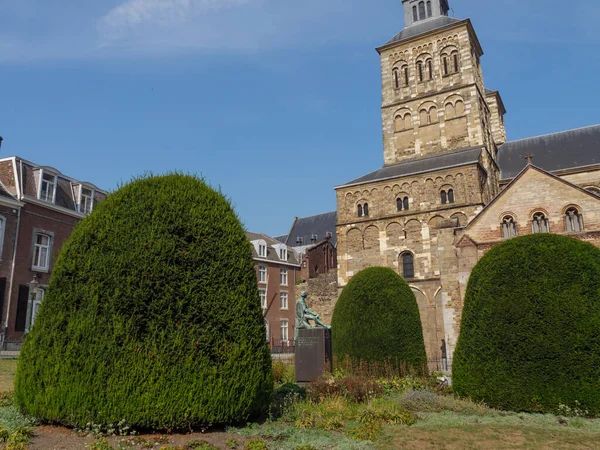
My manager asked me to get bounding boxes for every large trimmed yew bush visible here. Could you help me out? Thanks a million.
[331,267,427,371]
[15,174,272,429]
[453,234,600,415]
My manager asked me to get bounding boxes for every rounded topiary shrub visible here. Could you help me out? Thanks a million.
[331,267,427,372]
[453,234,600,415]
[15,174,273,429]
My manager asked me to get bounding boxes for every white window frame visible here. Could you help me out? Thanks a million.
[258,243,267,258]
[0,216,6,261]
[259,289,267,309]
[258,265,267,283]
[280,268,288,286]
[280,320,289,343]
[32,233,51,271]
[280,291,288,310]
[279,248,287,261]
[79,186,95,214]
[38,171,57,203]
[31,288,45,327]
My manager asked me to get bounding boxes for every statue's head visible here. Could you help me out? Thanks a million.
[301,291,308,298]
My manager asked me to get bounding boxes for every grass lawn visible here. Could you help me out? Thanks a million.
[2,361,600,449]
[0,359,17,393]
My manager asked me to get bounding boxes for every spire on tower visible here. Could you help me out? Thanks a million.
[402,0,450,28]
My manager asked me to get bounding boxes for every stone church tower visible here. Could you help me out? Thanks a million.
[335,0,507,360]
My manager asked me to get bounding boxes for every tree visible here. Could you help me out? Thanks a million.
[15,174,273,429]
[331,267,426,372]
[453,234,600,415]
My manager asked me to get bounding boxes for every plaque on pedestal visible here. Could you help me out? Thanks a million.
[295,327,332,383]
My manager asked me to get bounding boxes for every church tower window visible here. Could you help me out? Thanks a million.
[427,1,433,17]
[393,68,400,89]
[441,189,455,205]
[403,65,409,86]
[565,208,583,233]
[427,59,433,80]
[363,203,369,216]
[453,51,460,73]
[532,212,549,234]
[418,1,426,20]
[417,62,424,82]
[413,5,418,22]
[448,189,455,203]
[358,204,363,217]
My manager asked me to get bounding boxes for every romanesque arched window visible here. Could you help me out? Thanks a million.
[357,204,363,217]
[417,61,424,82]
[397,196,409,211]
[401,252,415,279]
[452,50,460,73]
[532,212,549,234]
[363,203,369,217]
[565,208,583,233]
[420,106,438,125]
[501,215,518,239]
[448,189,455,204]
[441,189,455,205]
[441,190,447,205]
[413,5,418,22]
[427,1,433,17]
[402,65,409,86]
[393,68,400,89]
[418,1,426,20]
[441,47,459,76]
[427,58,433,80]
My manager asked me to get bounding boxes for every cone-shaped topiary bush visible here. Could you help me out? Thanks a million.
[331,267,427,372]
[453,234,600,415]
[15,174,273,429]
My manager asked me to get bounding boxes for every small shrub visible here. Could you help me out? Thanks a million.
[454,234,600,415]
[89,438,114,450]
[331,268,427,373]
[0,426,9,442]
[188,441,218,449]
[308,376,383,403]
[244,439,267,450]
[272,362,295,385]
[271,383,307,419]
[0,392,13,408]
[226,438,239,449]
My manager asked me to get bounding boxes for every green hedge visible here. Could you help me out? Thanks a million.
[15,174,273,429]
[331,267,427,371]
[453,234,600,415]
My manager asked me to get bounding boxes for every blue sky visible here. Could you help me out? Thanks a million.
[1,0,599,236]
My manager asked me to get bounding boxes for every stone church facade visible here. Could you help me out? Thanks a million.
[334,0,600,365]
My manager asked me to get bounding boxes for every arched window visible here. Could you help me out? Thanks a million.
[418,1,426,20]
[420,106,437,125]
[448,189,455,203]
[393,68,400,89]
[455,100,465,116]
[397,196,409,211]
[440,189,455,205]
[413,5,418,22]
[357,204,363,217]
[427,1,433,17]
[501,215,518,239]
[404,113,413,129]
[565,208,583,233]
[427,59,433,80]
[401,252,415,279]
[395,115,403,132]
[363,203,369,217]
[441,190,447,205]
[532,212,549,234]
[452,51,460,73]
[417,61,424,82]
[442,55,449,75]
[403,65,409,86]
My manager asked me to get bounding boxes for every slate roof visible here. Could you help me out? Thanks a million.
[246,232,301,266]
[273,235,288,243]
[498,124,600,179]
[336,147,483,188]
[285,212,338,248]
[380,16,463,49]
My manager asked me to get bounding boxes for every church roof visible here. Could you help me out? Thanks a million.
[498,124,600,179]
[336,147,483,189]
[379,16,463,49]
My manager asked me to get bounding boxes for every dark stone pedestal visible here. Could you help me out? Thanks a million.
[295,328,332,383]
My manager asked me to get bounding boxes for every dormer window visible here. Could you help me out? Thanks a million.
[39,172,57,203]
[279,247,287,261]
[79,187,94,214]
[258,243,267,258]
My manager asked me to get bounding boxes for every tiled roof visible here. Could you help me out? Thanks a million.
[498,124,600,179]
[337,147,483,188]
[285,212,338,248]
[246,231,301,266]
[380,16,463,48]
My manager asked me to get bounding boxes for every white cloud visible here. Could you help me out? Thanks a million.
[98,0,250,42]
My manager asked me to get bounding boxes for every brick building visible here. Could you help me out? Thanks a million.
[0,156,106,341]
[333,0,600,367]
[247,232,301,350]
